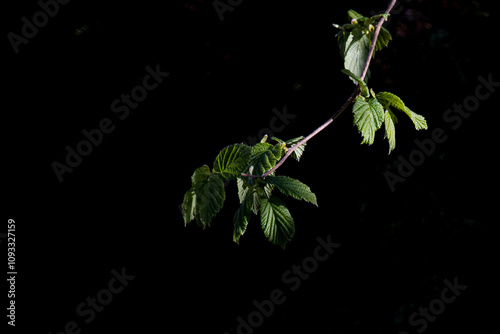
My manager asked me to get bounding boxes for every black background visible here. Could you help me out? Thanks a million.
[3,0,500,333]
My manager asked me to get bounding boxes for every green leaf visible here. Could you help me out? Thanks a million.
[376,92,428,130]
[238,177,262,214]
[264,175,318,206]
[336,10,390,67]
[182,188,196,226]
[403,107,428,130]
[263,182,274,198]
[233,194,253,244]
[191,165,211,187]
[352,96,384,145]
[193,169,225,228]
[373,26,392,52]
[384,109,398,154]
[376,91,406,110]
[250,188,261,214]
[285,137,307,161]
[344,29,371,81]
[248,143,279,176]
[348,9,364,20]
[341,69,369,97]
[237,177,248,203]
[213,144,251,181]
[260,196,295,249]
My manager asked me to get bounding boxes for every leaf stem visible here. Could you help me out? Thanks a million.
[243,0,398,179]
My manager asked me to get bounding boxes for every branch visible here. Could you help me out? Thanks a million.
[243,0,398,180]
[261,86,359,178]
[360,0,398,81]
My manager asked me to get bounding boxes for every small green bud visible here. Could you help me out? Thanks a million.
[351,18,358,25]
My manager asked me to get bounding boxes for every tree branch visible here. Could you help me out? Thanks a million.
[260,86,359,178]
[243,0,398,179]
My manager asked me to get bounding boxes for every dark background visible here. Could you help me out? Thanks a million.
[3,0,499,333]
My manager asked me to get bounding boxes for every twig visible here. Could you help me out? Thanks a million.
[243,0,398,179]
[360,0,398,81]
[261,86,359,178]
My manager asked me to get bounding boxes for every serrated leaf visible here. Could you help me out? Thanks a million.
[264,176,318,206]
[376,92,428,130]
[250,188,261,214]
[341,69,369,97]
[182,188,196,226]
[376,91,406,110]
[260,196,295,249]
[352,96,384,145]
[403,107,428,130]
[384,109,397,154]
[344,30,371,82]
[373,26,392,52]
[213,144,251,181]
[248,143,279,176]
[233,195,252,244]
[237,177,248,203]
[285,136,307,161]
[193,171,225,228]
[263,182,274,198]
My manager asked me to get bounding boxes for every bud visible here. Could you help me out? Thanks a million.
[369,24,375,32]
[351,18,358,25]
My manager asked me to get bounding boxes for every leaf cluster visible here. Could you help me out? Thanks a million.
[333,10,392,81]
[352,90,428,153]
[334,10,428,153]
[182,136,316,248]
